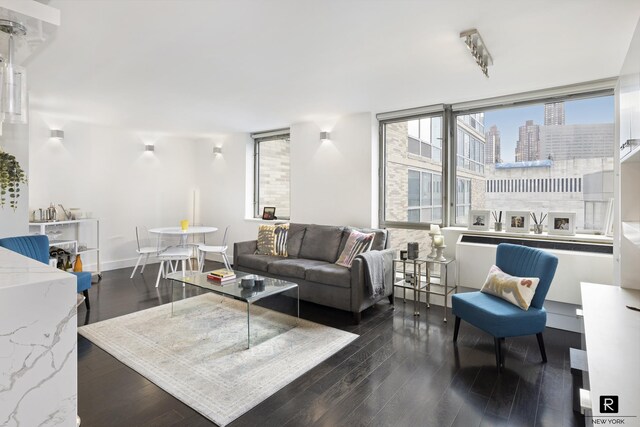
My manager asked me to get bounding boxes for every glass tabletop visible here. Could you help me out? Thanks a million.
[166,271,298,303]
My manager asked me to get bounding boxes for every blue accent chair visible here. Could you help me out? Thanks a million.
[0,235,92,309]
[452,243,558,372]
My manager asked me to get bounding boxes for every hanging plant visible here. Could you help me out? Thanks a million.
[0,150,27,210]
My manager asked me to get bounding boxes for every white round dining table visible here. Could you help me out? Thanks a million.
[149,226,218,246]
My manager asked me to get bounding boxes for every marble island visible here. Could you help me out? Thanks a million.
[0,247,78,427]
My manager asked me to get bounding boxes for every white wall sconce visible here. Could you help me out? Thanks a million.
[460,28,493,78]
[213,146,222,156]
[145,144,155,152]
[50,129,64,141]
[320,131,331,142]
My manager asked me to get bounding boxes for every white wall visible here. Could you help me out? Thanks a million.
[290,112,377,227]
[0,123,29,238]
[29,111,200,270]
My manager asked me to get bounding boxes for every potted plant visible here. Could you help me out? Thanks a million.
[0,150,27,210]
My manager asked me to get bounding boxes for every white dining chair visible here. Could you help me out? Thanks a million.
[198,226,231,271]
[154,233,194,287]
[131,226,162,278]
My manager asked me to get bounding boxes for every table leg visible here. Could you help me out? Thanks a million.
[297,286,300,325]
[247,302,251,349]
[443,265,448,323]
[171,279,174,317]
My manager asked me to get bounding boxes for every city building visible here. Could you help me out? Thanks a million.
[539,123,614,160]
[485,124,501,163]
[544,102,566,125]
[515,119,541,161]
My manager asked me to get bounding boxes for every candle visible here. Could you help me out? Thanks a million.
[430,224,440,234]
[433,235,444,247]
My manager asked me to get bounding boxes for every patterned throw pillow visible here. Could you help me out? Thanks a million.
[480,265,540,310]
[335,230,374,268]
[256,224,289,256]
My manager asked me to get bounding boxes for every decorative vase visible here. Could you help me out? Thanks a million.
[533,224,543,234]
[494,222,503,232]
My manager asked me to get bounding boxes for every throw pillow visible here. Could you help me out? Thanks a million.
[335,230,374,268]
[480,265,540,310]
[256,224,289,256]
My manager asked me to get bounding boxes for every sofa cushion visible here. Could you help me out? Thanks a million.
[256,224,289,256]
[298,224,344,262]
[339,227,388,253]
[268,258,328,279]
[305,263,351,288]
[236,254,283,272]
[335,230,374,268]
[286,223,307,258]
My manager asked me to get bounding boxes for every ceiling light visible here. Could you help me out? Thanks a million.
[50,129,64,140]
[460,29,493,78]
[145,144,155,152]
[320,131,331,142]
[0,19,28,126]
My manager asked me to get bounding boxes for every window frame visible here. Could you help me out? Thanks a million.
[378,82,615,234]
[252,130,291,219]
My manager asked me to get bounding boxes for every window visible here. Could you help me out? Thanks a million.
[382,113,444,226]
[454,95,614,232]
[254,133,291,219]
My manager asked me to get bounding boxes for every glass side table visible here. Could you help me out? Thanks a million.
[392,259,428,316]
[424,258,457,322]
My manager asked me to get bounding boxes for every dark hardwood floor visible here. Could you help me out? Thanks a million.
[77,263,584,427]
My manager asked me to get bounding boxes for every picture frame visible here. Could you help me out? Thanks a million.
[548,212,576,236]
[505,211,530,233]
[468,209,490,231]
[262,206,276,220]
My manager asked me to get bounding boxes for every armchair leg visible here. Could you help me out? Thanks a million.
[536,332,547,363]
[494,337,503,372]
[388,295,394,305]
[453,316,461,342]
[353,312,361,324]
[82,290,90,310]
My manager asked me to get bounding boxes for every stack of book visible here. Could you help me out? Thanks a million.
[206,268,237,284]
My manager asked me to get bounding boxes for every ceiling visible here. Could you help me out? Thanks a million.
[24,0,640,137]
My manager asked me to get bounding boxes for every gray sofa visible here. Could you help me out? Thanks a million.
[233,223,395,323]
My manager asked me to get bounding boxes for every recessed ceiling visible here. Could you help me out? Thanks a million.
[25,0,640,136]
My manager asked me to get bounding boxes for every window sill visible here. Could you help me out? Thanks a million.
[445,226,613,245]
[244,218,289,224]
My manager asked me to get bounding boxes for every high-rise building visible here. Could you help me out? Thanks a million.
[485,125,501,163]
[515,120,540,162]
[539,123,614,160]
[544,102,565,125]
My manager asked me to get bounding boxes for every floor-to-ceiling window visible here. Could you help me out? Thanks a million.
[253,131,291,219]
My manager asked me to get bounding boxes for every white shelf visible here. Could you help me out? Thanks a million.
[77,248,98,255]
[621,143,640,163]
[49,239,77,247]
[29,219,98,225]
[447,226,613,245]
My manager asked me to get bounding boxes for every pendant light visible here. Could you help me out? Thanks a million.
[0,19,28,125]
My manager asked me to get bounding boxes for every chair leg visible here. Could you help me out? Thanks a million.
[155,260,164,287]
[536,332,548,363]
[83,290,90,310]
[140,253,150,273]
[222,253,231,270]
[198,251,205,272]
[494,337,503,372]
[130,254,143,279]
[453,316,461,342]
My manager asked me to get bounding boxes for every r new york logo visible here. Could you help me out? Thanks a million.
[600,396,618,414]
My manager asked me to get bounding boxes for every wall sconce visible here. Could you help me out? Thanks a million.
[460,28,493,78]
[320,131,331,142]
[50,129,64,141]
[213,146,222,156]
[145,144,155,152]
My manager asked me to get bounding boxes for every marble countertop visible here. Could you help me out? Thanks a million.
[0,247,74,290]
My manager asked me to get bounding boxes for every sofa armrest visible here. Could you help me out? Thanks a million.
[350,248,396,313]
[233,240,257,267]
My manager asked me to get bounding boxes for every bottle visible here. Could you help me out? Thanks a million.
[65,256,72,271]
[73,255,83,272]
[57,257,64,270]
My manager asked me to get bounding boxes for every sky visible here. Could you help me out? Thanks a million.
[483,95,614,162]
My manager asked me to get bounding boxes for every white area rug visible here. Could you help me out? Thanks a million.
[78,294,357,426]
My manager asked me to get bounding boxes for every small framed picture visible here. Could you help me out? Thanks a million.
[468,210,490,231]
[505,211,530,233]
[262,207,276,220]
[548,212,576,236]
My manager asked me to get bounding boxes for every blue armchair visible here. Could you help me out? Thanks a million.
[0,235,92,309]
[452,243,558,372]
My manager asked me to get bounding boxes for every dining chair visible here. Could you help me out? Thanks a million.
[452,243,558,372]
[0,235,92,309]
[130,226,162,278]
[155,235,193,287]
[198,226,231,271]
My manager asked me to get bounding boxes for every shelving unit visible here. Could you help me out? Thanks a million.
[29,219,101,280]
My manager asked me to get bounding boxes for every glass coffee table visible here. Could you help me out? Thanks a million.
[166,271,299,348]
